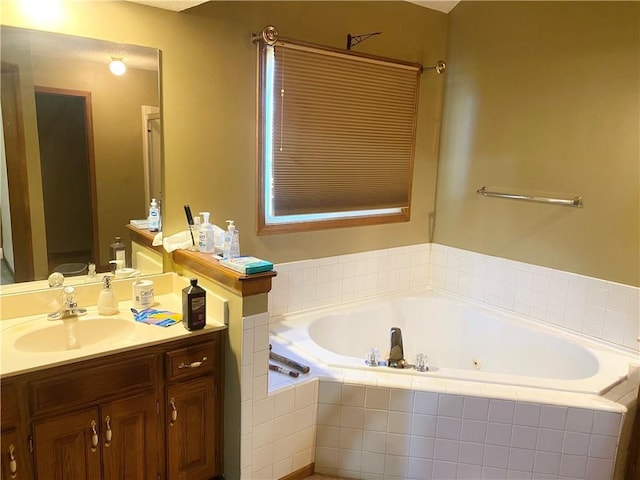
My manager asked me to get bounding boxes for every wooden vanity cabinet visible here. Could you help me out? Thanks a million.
[1,381,33,480]
[0,329,224,480]
[32,390,158,480]
[164,336,223,480]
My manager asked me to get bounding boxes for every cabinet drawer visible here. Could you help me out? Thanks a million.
[29,354,156,416]
[165,340,217,382]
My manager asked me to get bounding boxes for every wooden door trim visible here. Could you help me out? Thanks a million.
[1,61,34,282]
[34,86,99,269]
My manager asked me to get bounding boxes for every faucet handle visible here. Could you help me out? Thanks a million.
[48,272,65,287]
[365,348,381,367]
[414,353,429,372]
[62,286,76,305]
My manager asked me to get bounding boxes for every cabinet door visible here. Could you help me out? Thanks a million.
[33,408,101,480]
[1,429,27,480]
[166,376,216,480]
[102,390,159,480]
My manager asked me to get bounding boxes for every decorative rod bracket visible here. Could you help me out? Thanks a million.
[424,60,446,74]
[346,31,382,50]
[252,25,279,45]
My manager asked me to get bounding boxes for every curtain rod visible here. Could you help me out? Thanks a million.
[251,25,446,75]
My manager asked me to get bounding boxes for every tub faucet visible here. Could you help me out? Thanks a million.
[48,286,87,320]
[388,327,407,368]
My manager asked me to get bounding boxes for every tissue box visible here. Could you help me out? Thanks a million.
[220,256,273,275]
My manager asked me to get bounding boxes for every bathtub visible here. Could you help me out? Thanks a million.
[270,288,636,396]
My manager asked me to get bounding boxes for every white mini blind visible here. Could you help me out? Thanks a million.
[268,41,421,217]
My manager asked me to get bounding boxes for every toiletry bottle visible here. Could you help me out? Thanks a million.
[97,275,119,315]
[193,215,201,243]
[182,278,206,331]
[157,199,163,231]
[198,212,215,253]
[148,198,160,232]
[223,220,240,259]
[85,263,96,282]
[132,278,155,310]
[110,236,126,272]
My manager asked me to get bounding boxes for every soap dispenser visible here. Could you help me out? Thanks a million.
[97,275,119,315]
[148,198,160,232]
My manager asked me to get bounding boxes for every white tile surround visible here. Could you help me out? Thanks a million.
[238,243,639,480]
[241,311,320,480]
[428,244,639,352]
[314,383,625,480]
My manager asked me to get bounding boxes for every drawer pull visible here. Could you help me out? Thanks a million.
[169,398,178,427]
[178,356,207,369]
[90,420,99,452]
[104,416,112,447]
[8,444,17,478]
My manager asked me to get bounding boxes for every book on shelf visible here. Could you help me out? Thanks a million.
[220,256,274,275]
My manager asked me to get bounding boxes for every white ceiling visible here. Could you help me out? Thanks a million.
[405,0,459,14]
[126,0,208,11]
[127,0,460,14]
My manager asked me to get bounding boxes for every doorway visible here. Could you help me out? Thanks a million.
[34,87,98,272]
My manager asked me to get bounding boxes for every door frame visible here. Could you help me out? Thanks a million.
[1,61,34,282]
[34,86,99,268]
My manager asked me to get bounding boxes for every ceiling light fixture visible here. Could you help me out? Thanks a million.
[109,57,126,76]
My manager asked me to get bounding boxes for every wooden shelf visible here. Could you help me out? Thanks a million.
[125,224,276,297]
[172,249,277,297]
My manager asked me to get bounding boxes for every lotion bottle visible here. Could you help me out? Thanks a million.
[182,278,206,330]
[110,236,126,272]
[223,220,240,259]
[198,212,215,253]
[97,275,119,315]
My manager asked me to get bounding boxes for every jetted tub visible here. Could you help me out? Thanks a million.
[270,289,636,396]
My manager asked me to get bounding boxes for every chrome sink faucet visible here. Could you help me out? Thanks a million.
[388,327,408,368]
[48,286,87,320]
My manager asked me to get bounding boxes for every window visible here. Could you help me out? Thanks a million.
[257,37,421,234]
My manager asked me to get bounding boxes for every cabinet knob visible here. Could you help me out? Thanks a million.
[178,356,207,369]
[104,416,112,447]
[169,397,178,427]
[8,444,17,479]
[90,420,99,452]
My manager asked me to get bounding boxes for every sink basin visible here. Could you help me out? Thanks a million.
[14,317,136,353]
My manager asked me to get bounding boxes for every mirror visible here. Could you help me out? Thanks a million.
[0,26,162,289]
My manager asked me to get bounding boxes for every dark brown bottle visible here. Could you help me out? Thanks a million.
[182,278,206,331]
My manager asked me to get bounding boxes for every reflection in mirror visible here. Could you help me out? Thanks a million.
[0,26,162,290]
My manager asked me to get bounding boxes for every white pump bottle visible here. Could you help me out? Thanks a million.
[198,212,215,253]
[223,220,240,259]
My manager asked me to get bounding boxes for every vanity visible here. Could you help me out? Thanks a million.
[0,274,227,480]
[0,13,277,479]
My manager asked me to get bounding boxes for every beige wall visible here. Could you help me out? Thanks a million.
[436,1,640,286]
[169,1,448,263]
[6,1,635,286]
[2,0,448,269]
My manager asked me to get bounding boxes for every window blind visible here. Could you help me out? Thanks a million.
[269,41,420,217]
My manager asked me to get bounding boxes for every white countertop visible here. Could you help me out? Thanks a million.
[1,292,226,378]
